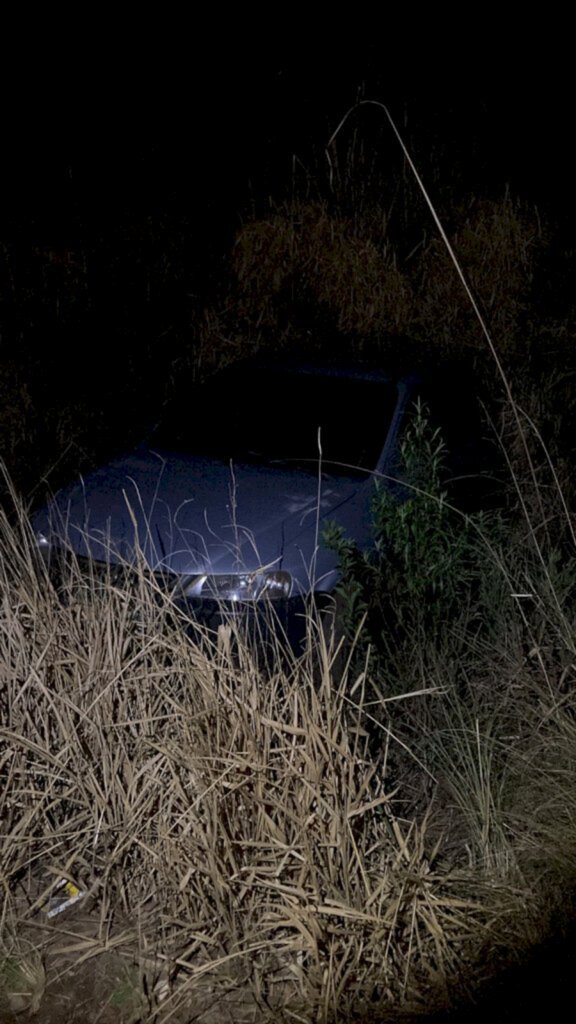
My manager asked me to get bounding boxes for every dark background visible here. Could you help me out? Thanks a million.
[2,48,573,248]
[1,39,574,494]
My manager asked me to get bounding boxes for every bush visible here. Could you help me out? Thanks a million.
[324,401,505,678]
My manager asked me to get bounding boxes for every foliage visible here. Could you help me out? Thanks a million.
[324,401,503,672]
[0,481,501,1022]
[227,194,544,367]
[233,200,413,340]
[3,458,576,1020]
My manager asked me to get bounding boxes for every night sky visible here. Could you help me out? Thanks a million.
[2,49,573,245]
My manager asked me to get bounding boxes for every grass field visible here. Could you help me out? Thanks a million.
[2,402,576,1021]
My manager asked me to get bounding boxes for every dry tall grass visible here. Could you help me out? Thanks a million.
[0,482,544,1023]
[233,201,413,340]
[2,474,576,1022]
[216,192,543,368]
[412,196,541,358]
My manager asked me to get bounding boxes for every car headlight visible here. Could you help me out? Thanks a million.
[183,571,292,602]
[35,531,52,563]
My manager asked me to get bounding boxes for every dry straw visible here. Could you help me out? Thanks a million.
[234,200,413,340]
[0,487,503,1021]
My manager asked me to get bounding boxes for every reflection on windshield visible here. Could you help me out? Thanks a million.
[155,370,397,476]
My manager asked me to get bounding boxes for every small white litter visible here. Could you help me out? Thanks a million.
[44,878,86,918]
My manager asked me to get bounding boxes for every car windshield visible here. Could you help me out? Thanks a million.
[154,367,398,476]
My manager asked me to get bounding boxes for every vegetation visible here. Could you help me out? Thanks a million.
[323,400,501,667]
[2,458,576,1022]
[2,107,576,1020]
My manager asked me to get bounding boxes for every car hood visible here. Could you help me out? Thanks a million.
[34,448,374,593]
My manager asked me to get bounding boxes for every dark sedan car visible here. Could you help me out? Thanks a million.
[32,353,489,644]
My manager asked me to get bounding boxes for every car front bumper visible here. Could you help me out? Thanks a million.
[36,542,328,654]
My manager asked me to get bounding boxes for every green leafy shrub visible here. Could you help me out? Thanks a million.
[324,401,504,676]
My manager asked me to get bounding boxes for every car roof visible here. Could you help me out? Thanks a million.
[208,350,418,387]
